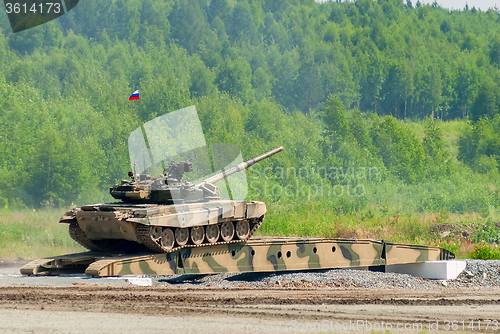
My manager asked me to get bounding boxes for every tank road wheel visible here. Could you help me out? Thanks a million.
[190,226,205,245]
[150,226,162,241]
[205,224,219,243]
[220,221,234,242]
[175,227,189,246]
[160,228,175,250]
[235,220,250,240]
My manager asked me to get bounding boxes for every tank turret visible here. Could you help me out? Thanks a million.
[110,146,283,204]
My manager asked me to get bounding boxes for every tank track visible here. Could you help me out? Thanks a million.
[135,224,165,253]
[69,221,107,252]
[249,214,265,236]
[135,215,266,254]
[69,215,265,254]
[69,221,142,252]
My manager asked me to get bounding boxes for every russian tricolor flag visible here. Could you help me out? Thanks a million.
[129,90,140,100]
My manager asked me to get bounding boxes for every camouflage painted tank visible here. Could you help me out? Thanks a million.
[59,106,283,253]
[60,147,282,253]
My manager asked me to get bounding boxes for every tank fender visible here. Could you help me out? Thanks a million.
[59,210,78,224]
[245,201,266,219]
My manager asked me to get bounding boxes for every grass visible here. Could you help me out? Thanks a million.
[0,204,498,259]
[256,201,500,259]
[470,243,500,260]
[406,119,469,156]
[0,208,85,259]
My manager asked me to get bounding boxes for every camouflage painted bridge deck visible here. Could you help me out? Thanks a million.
[20,237,455,277]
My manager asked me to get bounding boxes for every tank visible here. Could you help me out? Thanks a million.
[60,147,282,253]
[59,106,283,253]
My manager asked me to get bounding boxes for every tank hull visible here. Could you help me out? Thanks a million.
[60,200,266,253]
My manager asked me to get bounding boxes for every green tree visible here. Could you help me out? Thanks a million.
[422,119,453,177]
[215,55,255,103]
[252,67,273,101]
[227,2,258,43]
[470,77,499,122]
[458,115,500,175]
[207,0,231,22]
[169,0,211,54]
[489,35,500,68]
[370,116,424,183]
[322,95,351,148]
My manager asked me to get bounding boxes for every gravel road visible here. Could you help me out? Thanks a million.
[154,259,500,290]
[0,259,499,333]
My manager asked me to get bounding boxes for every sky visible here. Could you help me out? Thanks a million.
[316,1,500,11]
[418,0,499,10]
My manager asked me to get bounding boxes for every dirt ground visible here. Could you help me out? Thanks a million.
[1,286,500,333]
[1,259,500,333]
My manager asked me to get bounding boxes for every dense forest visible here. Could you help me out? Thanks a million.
[6,0,500,119]
[0,0,500,222]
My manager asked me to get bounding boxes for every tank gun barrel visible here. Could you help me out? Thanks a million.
[195,146,283,188]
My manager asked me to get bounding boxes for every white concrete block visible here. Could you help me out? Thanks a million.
[125,277,153,286]
[105,276,153,286]
[385,260,466,280]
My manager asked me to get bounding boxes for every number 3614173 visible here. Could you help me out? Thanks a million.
[5,3,61,14]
